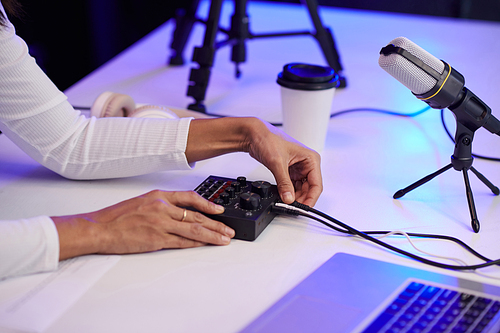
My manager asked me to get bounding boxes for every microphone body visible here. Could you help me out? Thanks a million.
[379,37,500,136]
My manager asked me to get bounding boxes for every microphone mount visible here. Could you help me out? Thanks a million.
[392,98,499,233]
[393,119,499,233]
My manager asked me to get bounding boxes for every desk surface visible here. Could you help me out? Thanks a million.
[2,1,500,332]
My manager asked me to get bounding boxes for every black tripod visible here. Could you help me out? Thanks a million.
[168,0,346,112]
[394,120,499,233]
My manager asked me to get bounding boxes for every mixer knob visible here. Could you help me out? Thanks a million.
[237,176,247,187]
[251,181,271,199]
[225,186,236,198]
[239,192,261,210]
[213,198,224,205]
[219,192,230,204]
[232,181,241,192]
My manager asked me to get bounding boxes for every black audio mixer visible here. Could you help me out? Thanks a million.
[192,175,280,241]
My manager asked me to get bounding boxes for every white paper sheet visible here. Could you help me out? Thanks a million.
[0,255,120,333]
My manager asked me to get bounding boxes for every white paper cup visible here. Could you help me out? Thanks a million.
[277,63,339,153]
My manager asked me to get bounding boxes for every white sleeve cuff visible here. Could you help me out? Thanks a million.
[0,216,59,280]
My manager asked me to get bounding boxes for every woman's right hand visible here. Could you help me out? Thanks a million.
[186,117,323,207]
[51,190,235,261]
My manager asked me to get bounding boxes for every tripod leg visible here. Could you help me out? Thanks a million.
[187,0,224,112]
[393,164,453,199]
[230,0,249,78]
[169,0,201,66]
[300,0,346,87]
[470,166,500,195]
[462,169,480,233]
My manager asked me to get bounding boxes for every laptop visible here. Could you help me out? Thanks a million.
[240,253,500,332]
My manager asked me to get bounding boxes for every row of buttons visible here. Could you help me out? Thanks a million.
[195,176,273,210]
[196,177,247,203]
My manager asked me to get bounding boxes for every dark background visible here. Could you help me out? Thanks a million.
[9,0,500,91]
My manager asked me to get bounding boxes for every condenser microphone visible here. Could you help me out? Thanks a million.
[378,37,500,136]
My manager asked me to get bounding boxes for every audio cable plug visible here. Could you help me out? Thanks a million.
[271,203,300,216]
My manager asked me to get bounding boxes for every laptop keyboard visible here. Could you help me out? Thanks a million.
[362,281,500,333]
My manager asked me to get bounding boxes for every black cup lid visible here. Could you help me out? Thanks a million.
[277,63,340,90]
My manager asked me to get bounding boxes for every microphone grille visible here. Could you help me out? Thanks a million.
[379,37,445,95]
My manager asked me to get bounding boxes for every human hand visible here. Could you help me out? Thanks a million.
[52,191,235,261]
[186,117,323,207]
[246,119,323,207]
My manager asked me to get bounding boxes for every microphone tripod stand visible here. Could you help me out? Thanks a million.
[393,120,499,233]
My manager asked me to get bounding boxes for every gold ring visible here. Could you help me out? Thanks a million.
[181,209,187,222]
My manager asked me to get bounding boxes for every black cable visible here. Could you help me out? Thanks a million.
[331,107,499,164]
[327,106,499,163]
[0,105,436,136]
[73,106,91,111]
[329,105,431,119]
[201,105,433,127]
[75,105,431,120]
[272,205,493,263]
[273,205,351,234]
[274,202,500,271]
[70,103,500,162]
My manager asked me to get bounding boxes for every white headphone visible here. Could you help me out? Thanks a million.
[90,92,179,119]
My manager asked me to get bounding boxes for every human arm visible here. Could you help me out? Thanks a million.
[186,117,323,207]
[52,190,234,260]
[0,11,322,205]
[0,12,196,179]
[0,191,233,279]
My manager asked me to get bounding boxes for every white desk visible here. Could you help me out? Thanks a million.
[2,1,500,332]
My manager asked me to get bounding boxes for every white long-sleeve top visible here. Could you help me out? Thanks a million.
[0,4,194,279]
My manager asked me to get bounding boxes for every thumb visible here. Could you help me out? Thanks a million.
[274,168,295,204]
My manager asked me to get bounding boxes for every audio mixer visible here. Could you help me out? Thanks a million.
[192,175,280,241]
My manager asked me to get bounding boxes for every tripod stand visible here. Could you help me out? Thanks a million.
[168,0,346,112]
[393,120,499,233]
